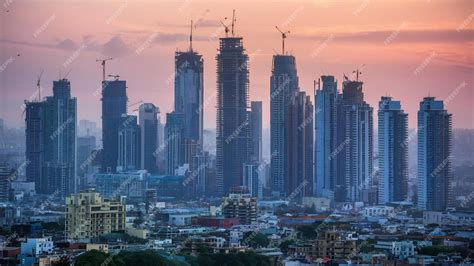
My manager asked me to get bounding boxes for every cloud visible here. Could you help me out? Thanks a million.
[0,35,135,59]
[194,19,221,28]
[0,38,57,50]
[56,38,78,50]
[295,29,474,44]
[101,35,130,57]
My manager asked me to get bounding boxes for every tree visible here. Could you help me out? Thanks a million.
[418,246,455,256]
[75,250,185,266]
[279,239,295,254]
[195,252,271,266]
[52,256,71,266]
[243,231,270,248]
[74,250,111,266]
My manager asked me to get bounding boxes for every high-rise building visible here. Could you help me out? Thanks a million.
[174,49,204,149]
[101,80,127,173]
[193,151,209,196]
[95,171,148,201]
[270,55,299,197]
[314,76,339,199]
[165,112,185,175]
[117,115,140,172]
[417,97,452,211]
[138,103,159,174]
[378,96,408,204]
[25,101,44,191]
[243,162,260,198]
[216,36,251,196]
[286,91,313,199]
[77,136,96,177]
[222,187,257,225]
[42,79,77,196]
[250,101,263,163]
[78,120,100,140]
[0,164,12,202]
[65,189,126,240]
[337,79,373,203]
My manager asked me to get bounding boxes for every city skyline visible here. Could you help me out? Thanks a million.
[1,0,472,131]
[0,1,472,264]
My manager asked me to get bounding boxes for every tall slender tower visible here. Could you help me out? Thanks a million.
[270,55,299,197]
[165,112,185,175]
[42,79,77,196]
[101,80,127,173]
[174,49,204,148]
[139,103,159,174]
[216,35,251,196]
[378,96,408,204]
[337,79,373,203]
[314,75,339,199]
[286,91,313,199]
[25,101,45,192]
[250,101,263,163]
[417,97,452,211]
[117,114,141,172]
[0,164,11,202]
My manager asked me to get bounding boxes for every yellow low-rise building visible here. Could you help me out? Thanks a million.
[65,189,126,240]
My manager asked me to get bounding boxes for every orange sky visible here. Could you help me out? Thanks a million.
[0,0,473,130]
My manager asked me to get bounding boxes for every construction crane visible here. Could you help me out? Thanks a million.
[352,64,365,81]
[96,58,113,81]
[108,74,120,80]
[231,9,236,37]
[36,69,43,102]
[343,73,349,81]
[219,10,237,38]
[219,17,230,37]
[128,100,143,108]
[275,26,290,55]
[189,20,196,52]
[62,69,72,80]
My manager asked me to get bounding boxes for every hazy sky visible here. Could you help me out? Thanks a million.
[1,0,473,130]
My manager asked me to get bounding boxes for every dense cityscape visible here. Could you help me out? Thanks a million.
[0,1,473,266]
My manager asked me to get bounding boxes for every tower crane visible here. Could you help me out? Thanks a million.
[128,100,143,108]
[36,69,43,102]
[96,58,113,81]
[219,17,230,37]
[352,64,365,81]
[231,9,236,37]
[275,26,290,55]
[189,20,196,52]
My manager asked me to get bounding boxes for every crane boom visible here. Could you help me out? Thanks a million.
[352,64,365,81]
[275,26,290,55]
[96,58,113,81]
[220,17,229,37]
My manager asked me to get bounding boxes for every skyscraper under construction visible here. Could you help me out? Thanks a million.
[216,33,251,196]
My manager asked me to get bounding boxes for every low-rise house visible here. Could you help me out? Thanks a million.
[20,237,53,256]
[374,240,415,259]
[86,243,109,253]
